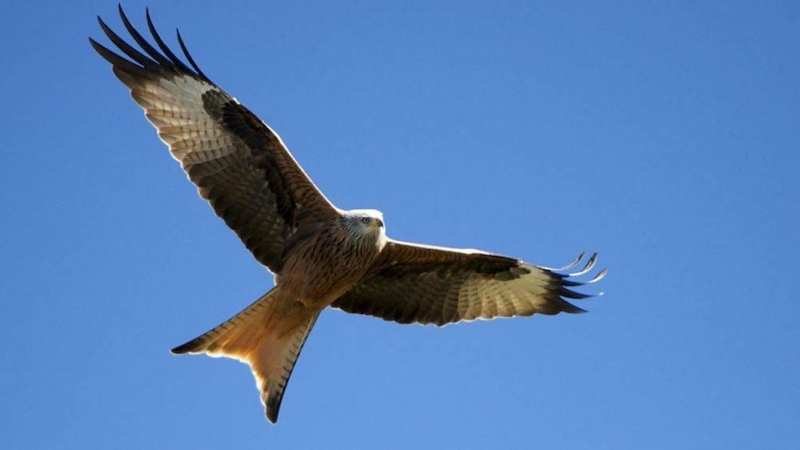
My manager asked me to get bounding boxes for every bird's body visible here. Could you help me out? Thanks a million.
[91,7,606,424]
[275,211,387,307]
[171,211,388,422]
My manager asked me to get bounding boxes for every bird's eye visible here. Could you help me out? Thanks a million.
[361,217,371,224]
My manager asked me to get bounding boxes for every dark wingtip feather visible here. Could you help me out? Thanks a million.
[560,286,592,300]
[97,12,157,69]
[589,267,608,283]
[176,28,211,83]
[145,8,197,76]
[557,252,585,271]
[569,252,597,277]
[560,300,587,314]
[118,4,174,68]
[90,36,147,76]
[551,252,606,307]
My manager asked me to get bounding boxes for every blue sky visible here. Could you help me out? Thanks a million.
[2,1,799,448]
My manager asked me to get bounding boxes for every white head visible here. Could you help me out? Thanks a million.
[343,209,387,251]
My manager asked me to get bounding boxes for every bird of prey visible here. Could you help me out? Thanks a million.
[91,7,606,424]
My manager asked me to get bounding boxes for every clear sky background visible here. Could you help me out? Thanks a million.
[2,1,798,448]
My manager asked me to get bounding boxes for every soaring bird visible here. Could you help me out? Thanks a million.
[90,7,606,424]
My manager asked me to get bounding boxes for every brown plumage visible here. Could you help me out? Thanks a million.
[91,7,606,424]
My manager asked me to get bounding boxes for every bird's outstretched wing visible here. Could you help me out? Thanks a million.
[90,7,340,273]
[332,240,606,326]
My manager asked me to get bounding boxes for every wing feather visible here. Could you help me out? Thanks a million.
[332,240,604,326]
[91,8,340,273]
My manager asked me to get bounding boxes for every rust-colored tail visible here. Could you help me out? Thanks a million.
[172,287,320,423]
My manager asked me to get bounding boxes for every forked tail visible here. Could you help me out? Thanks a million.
[171,287,320,423]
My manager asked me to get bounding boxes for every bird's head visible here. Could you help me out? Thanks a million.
[344,209,387,250]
